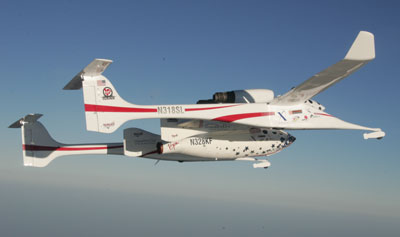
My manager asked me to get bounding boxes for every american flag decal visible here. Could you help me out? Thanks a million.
[97,80,106,86]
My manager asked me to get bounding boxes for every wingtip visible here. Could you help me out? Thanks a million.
[345,31,375,61]
[363,130,385,140]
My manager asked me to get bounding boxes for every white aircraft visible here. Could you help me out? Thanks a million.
[10,31,384,168]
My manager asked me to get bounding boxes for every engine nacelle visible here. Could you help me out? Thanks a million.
[213,89,274,103]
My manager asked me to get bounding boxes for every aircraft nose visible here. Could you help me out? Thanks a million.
[280,134,296,148]
[283,134,296,147]
[288,135,296,143]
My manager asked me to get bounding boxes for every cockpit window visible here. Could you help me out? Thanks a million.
[308,100,313,104]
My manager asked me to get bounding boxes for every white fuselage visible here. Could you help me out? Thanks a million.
[124,121,295,162]
[158,129,295,160]
[80,74,381,135]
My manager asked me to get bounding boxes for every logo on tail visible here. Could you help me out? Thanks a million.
[103,87,115,100]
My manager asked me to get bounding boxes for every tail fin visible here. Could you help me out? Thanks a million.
[64,59,138,133]
[10,114,62,167]
[64,59,240,134]
[124,128,161,157]
[9,114,123,167]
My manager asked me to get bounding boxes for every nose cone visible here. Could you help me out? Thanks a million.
[288,135,296,143]
[282,134,296,148]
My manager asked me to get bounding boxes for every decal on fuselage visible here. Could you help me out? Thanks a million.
[168,141,179,150]
[103,122,115,129]
[289,110,302,115]
[157,106,184,114]
[190,137,212,146]
[102,87,115,100]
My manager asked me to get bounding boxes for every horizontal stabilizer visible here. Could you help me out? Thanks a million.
[9,114,43,128]
[63,59,113,90]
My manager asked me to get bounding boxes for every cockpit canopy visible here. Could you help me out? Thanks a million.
[197,89,275,104]
[305,99,325,111]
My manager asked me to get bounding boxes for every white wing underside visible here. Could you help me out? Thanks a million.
[271,31,375,106]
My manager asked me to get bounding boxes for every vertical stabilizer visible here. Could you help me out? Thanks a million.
[9,114,123,167]
[64,59,137,133]
[10,114,61,167]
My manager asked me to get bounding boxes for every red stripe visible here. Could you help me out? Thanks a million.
[140,150,158,157]
[23,144,123,151]
[185,105,238,112]
[212,112,275,122]
[314,113,333,117]
[85,104,157,113]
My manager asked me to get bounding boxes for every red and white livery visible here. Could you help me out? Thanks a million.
[11,31,384,168]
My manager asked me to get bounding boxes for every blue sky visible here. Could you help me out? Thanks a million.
[1,0,399,236]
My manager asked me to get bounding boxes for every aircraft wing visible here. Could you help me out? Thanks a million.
[271,31,375,106]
